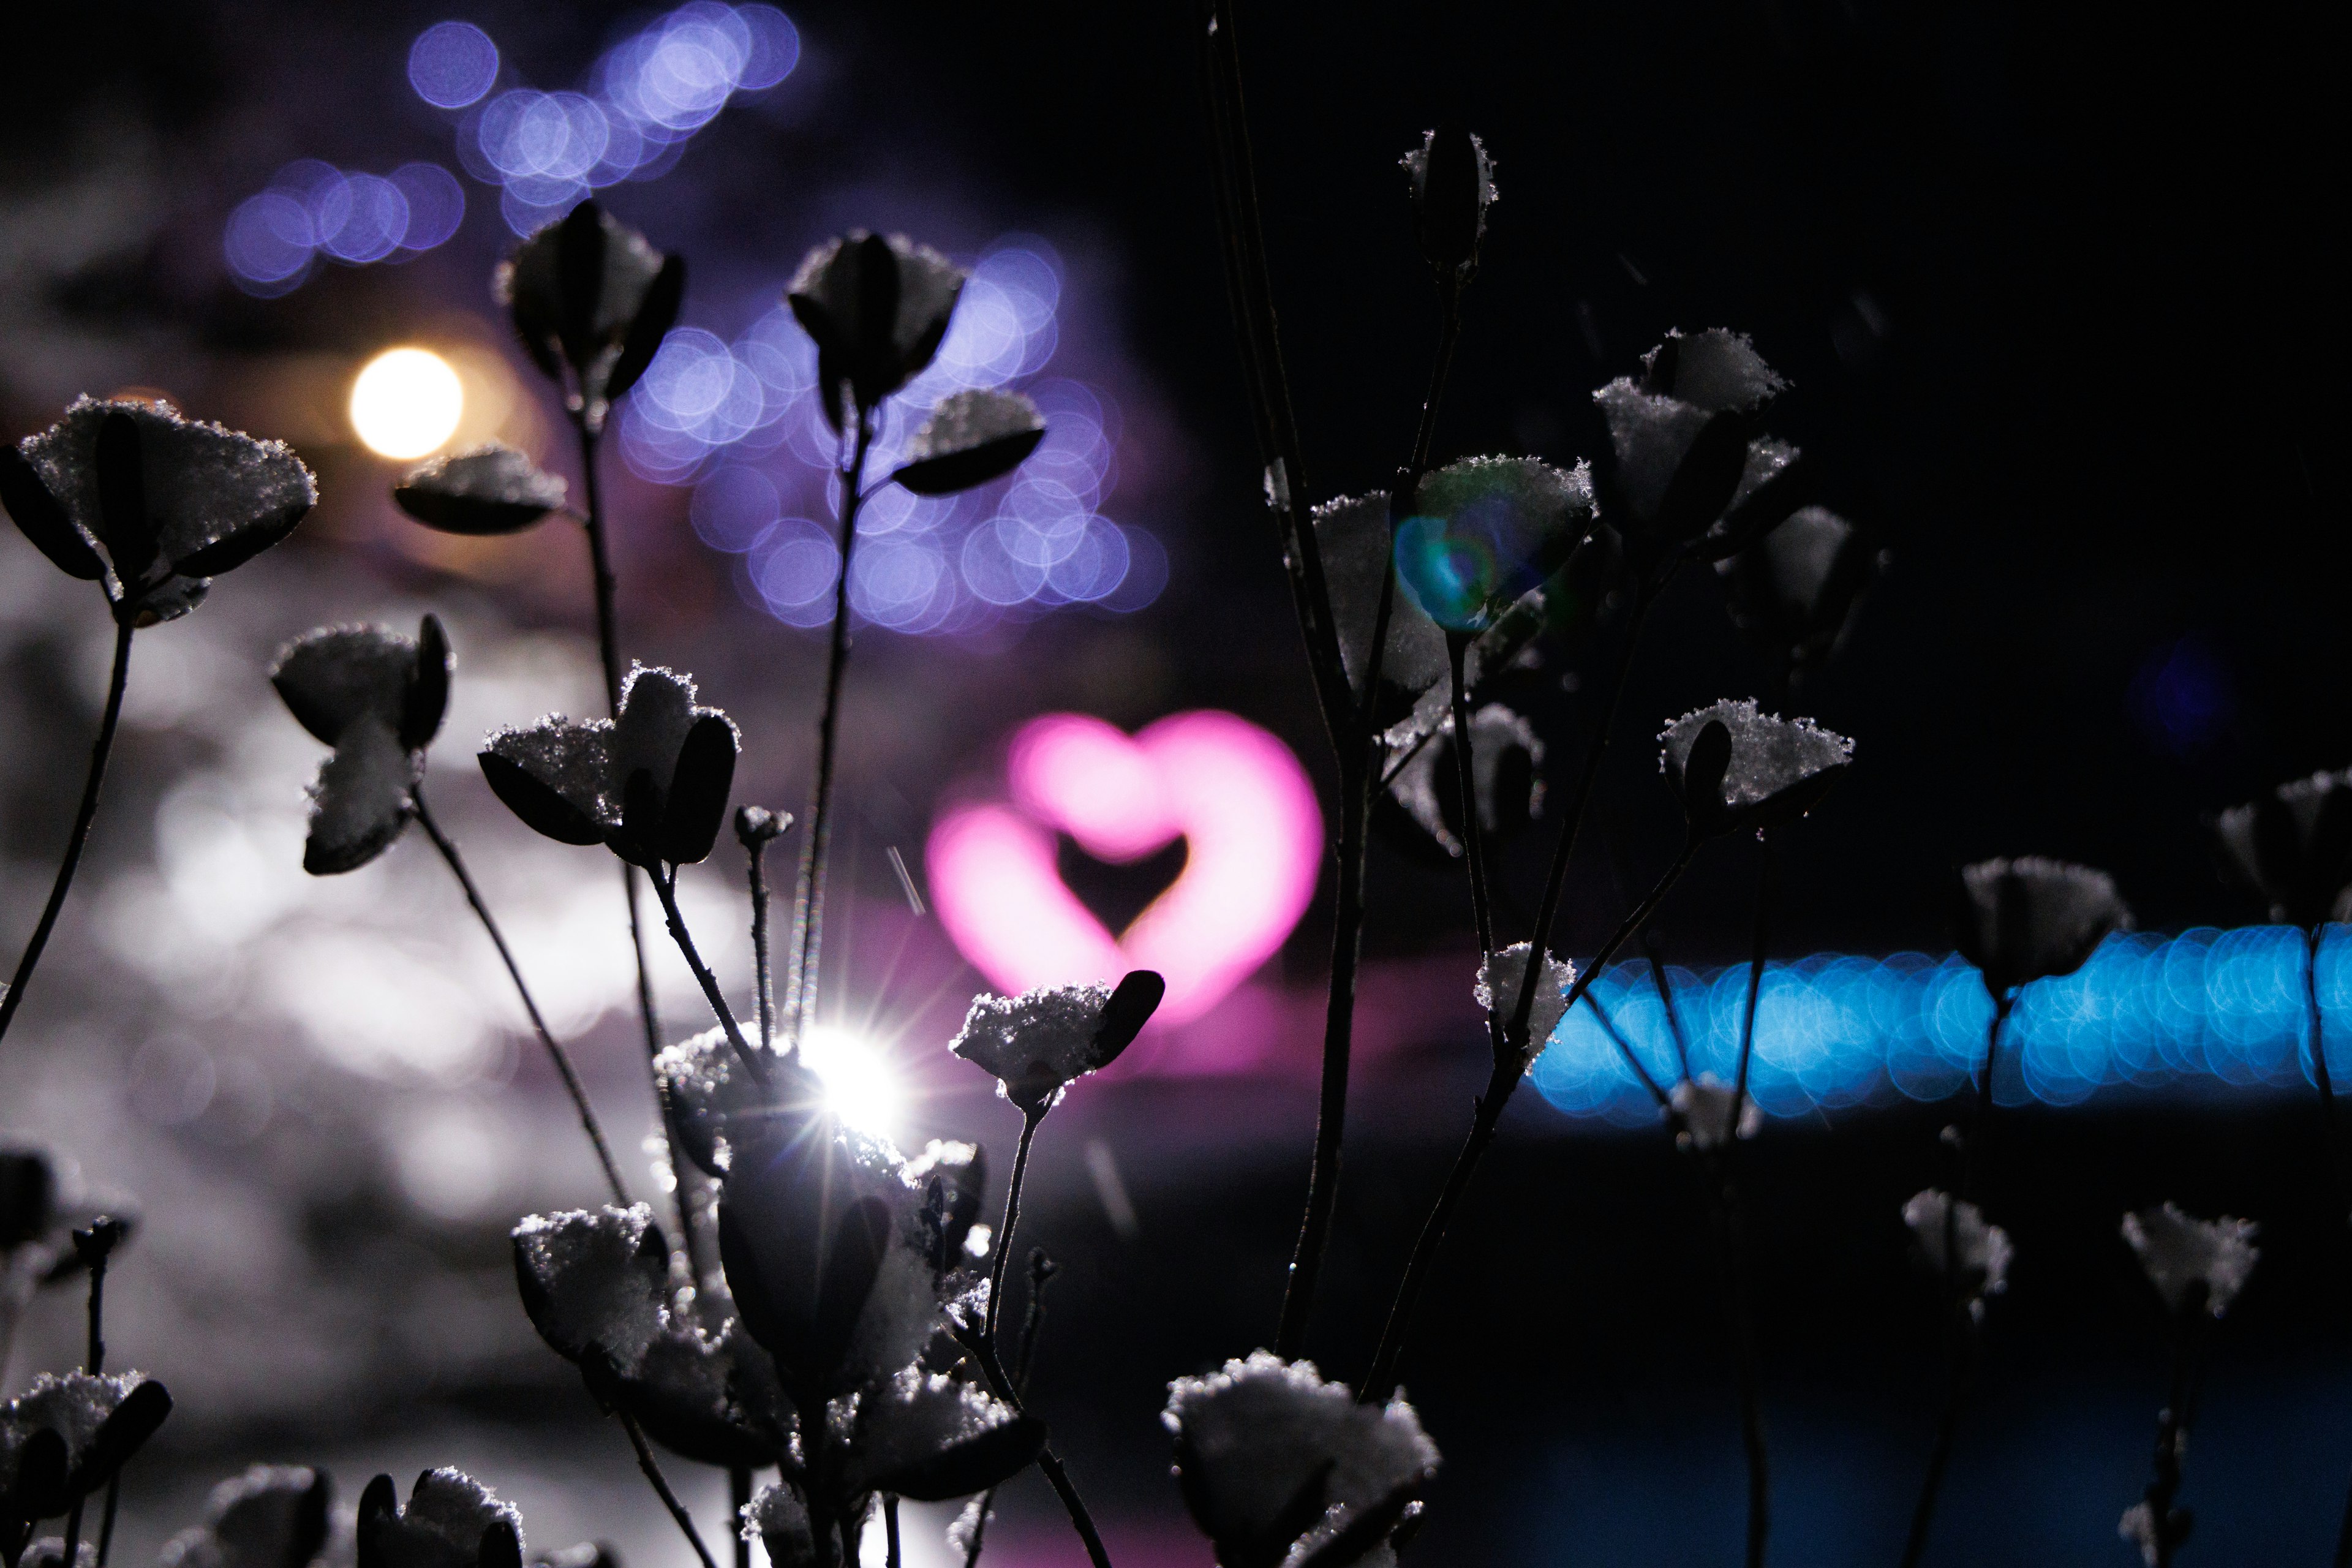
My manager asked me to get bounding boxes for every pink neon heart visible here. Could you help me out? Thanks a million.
[926,710,1323,1027]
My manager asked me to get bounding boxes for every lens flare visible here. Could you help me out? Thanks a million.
[798,1025,903,1141]
[350,347,464,459]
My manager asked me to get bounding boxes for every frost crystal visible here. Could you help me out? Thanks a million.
[2118,1499,2176,1567]
[394,445,568,535]
[1954,857,2132,995]
[904,389,1042,462]
[950,982,1123,1112]
[1660,699,1853,832]
[511,1205,668,1368]
[1164,1352,1438,1568]
[10,397,314,622]
[363,1468,522,1568]
[272,619,448,876]
[1640,328,1788,414]
[2122,1202,2260,1317]
[480,664,737,859]
[1901,1189,2011,1300]
[1593,379,1719,526]
[1475,944,1574,1065]
[842,1366,1039,1498]
[1672,1076,1762,1151]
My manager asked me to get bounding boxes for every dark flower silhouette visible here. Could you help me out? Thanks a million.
[948,973,1166,1114]
[891,389,1046,496]
[1953,857,2132,997]
[1718,505,1884,687]
[786,232,965,426]
[2122,1203,2259,1319]
[270,617,451,875]
[716,1105,952,1401]
[1659,699,1853,838]
[480,666,739,870]
[498,203,684,430]
[1385,703,1545,859]
[512,1204,788,1468]
[1474,945,1573,1070]
[2,1373,174,1565]
[1390,456,1596,634]
[2,399,314,627]
[393,447,570,537]
[156,1466,332,1568]
[2212,768,2352,927]
[1594,331,1793,581]
[1401,126,1496,281]
[1164,1352,1439,1568]
[354,1471,521,1568]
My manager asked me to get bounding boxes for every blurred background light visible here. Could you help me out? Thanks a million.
[407,21,502,110]
[350,347,465,459]
[1530,927,2352,1125]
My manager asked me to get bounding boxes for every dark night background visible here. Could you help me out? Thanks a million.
[2,2,2346,1565]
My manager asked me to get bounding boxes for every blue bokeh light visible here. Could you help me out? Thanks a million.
[409,21,501,110]
[1531,927,2350,1126]
[224,160,466,293]
[625,236,1165,638]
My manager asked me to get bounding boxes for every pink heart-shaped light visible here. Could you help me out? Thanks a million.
[927,710,1323,1026]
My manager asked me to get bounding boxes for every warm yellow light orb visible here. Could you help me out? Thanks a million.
[350,347,464,459]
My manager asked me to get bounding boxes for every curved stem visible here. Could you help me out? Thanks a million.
[786,413,875,1043]
[413,791,629,1206]
[1365,841,1699,1401]
[1579,989,1671,1110]
[1959,992,2015,1206]
[1898,1305,1978,1568]
[1197,0,1349,745]
[0,617,132,1048]
[617,1408,719,1568]
[1507,592,1653,1047]
[651,867,764,1079]
[956,1329,1115,1568]
[1408,281,1463,474]
[1708,1161,1770,1568]
[574,420,667,1067]
[1728,830,1776,1144]
[986,1109,1044,1345]
[748,836,777,1052]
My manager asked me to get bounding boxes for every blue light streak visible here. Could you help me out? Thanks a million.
[1531,927,2343,1125]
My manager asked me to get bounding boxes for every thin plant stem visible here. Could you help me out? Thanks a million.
[986,1109,1045,1344]
[58,1238,115,1568]
[1580,990,1671,1110]
[574,420,667,1070]
[1708,1161,1771,1568]
[729,1468,752,1568]
[965,1252,1057,1568]
[1959,992,2015,1207]
[1446,635,1500,966]
[786,413,875,1043]
[0,618,132,1049]
[1276,279,1461,1359]
[1409,282,1464,473]
[2138,1291,2210,1568]
[651,867,764,1078]
[956,1329,1115,1568]
[61,1502,85,1568]
[1506,592,1654,1049]
[1365,841,1700,1401]
[749,837,777,1052]
[1898,1302,1978,1568]
[1197,0,1350,744]
[1728,831,1776,1143]
[884,1496,902,1568]
[94,1479,119,1568]
[617,1408,719,1568]
[1713,840,1777,1568]
[2307,922,2346,1212]
[1645,942,1695,1085]
[412,791,630,1206]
